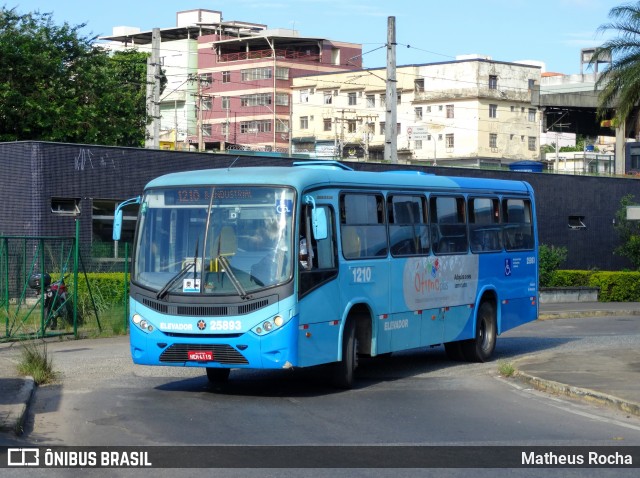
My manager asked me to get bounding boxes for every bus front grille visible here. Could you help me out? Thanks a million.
[159,343,249,364]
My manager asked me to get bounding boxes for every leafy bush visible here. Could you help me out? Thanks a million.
[538,244,567,287]
[545,270,591,287]
[589,271,640,302]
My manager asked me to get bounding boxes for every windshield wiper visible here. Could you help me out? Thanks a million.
[217,255,250,300]
[156,262,195,300]
[157,238,200,300]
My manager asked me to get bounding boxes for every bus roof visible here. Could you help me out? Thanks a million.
[145,163,533,196]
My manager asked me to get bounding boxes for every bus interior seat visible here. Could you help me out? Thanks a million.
[211,226,237,271]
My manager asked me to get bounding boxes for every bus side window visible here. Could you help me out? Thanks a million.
[430,196,468,254]
[469,197,502,253]
[388,194,429,256]
[340,193,387,259]
[503,198,534,251]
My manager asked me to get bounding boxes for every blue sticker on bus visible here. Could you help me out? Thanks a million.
[276,199,293,216]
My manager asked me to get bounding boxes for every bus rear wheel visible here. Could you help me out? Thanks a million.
[331,319,358,389]
[462,301,496,362]
[206,367,230,383]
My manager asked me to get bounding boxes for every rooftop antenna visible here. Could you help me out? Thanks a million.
[228,156,240,170]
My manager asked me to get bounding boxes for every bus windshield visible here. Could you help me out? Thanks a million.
[133,186,295,297]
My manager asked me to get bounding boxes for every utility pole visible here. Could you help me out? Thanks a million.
[197,73,203,152]
[145,28,161,149]
[384,16,397,164]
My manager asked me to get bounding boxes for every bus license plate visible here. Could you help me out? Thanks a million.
[188,351,214,361]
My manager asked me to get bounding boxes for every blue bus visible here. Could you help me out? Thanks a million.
[113,161,538,388]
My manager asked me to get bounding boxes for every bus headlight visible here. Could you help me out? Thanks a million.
[252,315,286,336]
[132,314,154,333]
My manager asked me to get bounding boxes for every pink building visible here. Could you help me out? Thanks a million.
[196,30,362,153]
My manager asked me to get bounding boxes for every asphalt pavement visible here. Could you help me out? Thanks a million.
[1,301,640,436]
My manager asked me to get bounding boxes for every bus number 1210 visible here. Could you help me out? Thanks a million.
[351,266,373,284]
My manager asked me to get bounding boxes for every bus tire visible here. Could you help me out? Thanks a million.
[462,301,496,362]
[444,341,465,361]
[332,319,358,389]
[206,367,230,383]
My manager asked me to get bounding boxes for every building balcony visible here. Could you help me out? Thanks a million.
[218,48,320,63]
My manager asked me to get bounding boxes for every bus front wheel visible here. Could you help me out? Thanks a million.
[462,301,496,362]
[332,319,358,389]
[206,367,230,383]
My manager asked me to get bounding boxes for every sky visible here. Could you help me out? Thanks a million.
[7,0,619,74]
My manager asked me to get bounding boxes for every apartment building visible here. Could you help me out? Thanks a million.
[196,30,362,153]
[291,58,542,165]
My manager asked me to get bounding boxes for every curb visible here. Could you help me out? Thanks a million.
[538,309,640,321]
[513,370,640,418]
[0,376,35,436]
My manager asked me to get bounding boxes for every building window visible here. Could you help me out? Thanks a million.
[202,124,212,137]
[275,67,290,80]
[300,116,309,129]
[415,140,422,150]
[221,97,230,110]
[240,120,271,133]
[379,122,385,135]
[348,92,357,105]
[528,108,537,122]
[415,107,423,120]
[489,104,497,118]
[275,93,289,106]
[489,75,498,90]
[366,95,375,108]
[202,96,212,110]
[241,67,272,81]
[241,93,271,107]
[414,78,425,92]
[426,106,431,113]
[51,197,80,216]
[300,89,310,103]
[397,123,401,136]
[446,104,454,119]
[568,216,586,230]
[275,120,289,133]
[324,91,332,104]
[222,71,231,83]
[528,136,536,151]
[347,120,357,133]
[397,94,402,105]
[200,73,212,86]
[528,79,536,90]
[323,118,332,131]
[380,94,386,108]
[446,133,454,149]
[438,105,443,111]
[490,133,498,148]
[510,105,515,112]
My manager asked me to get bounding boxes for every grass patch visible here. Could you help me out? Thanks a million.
[497,360,515,378]
[17,340,57,385]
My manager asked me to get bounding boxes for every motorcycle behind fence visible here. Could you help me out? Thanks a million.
[28,273,75,330]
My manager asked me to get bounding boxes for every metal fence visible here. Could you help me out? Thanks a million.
[1,223,128,341]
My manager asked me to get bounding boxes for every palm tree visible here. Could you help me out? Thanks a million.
[592,2,640,125]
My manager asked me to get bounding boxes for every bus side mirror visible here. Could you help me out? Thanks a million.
[312,207,328,240]
[113,196,141,241]
[113,209,124,241]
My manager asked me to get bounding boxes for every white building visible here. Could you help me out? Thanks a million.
[291,57,542,165]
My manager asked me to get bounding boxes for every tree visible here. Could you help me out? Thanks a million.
[614,194,640,269]
[591,2,640,125]
[0,7,158,146]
